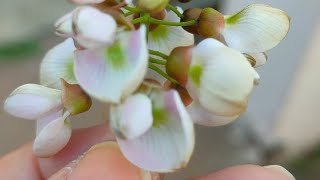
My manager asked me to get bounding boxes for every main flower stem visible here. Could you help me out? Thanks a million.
[149,50,169,59]
[148,64,178,84]
[132,16,197,27]
[123,6,141,13]
[149,57,166,65]
[166,4,184,19]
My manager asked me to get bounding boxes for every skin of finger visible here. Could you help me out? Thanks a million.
[38,123,115,178]
[188,165,293,180]
[49,142,144,180]
[0,143,43,180]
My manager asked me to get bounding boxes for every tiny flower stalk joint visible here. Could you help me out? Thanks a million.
[3,0,291,173]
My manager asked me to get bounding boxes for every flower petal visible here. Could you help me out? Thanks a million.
[117,90,195,172]
[40,38,77,89]
[55,11,74,37]
[4,84,62,120]
[34,111,72,157]
[72,6,117,49]
[74,26,148,103]
[187,38,256,116]
[188,102,239,127]
[222,4,290,53]
[110,93,153,139]
[244,52,268,68]
[148,8,194,55]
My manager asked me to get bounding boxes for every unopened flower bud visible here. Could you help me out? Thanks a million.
[166,46,193,87]
[198,8,224,39]
[182,8,202,34]
[69,0,106,4]
[164,80,193,106]
[149,10,167,31]
[136,0,170,13]
[101,8,134,30]
[61,79,92,115]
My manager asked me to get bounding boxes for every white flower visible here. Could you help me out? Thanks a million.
[222,4,290,53]
[55,6,117,49]
[74,26,148,103]
[110,89,195,172]
[4,84,71,157]
[186,38,258,126]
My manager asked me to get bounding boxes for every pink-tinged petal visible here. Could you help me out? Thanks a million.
[72,6,117,49]
[68,0,105,4]
[40,38,77,89]
[188,102,239,127]
[117,90,195,172]
[34,111,72,157]
[110,93,152,139]
[222,4,290,53]
[55,11,74,37]
[74,26,148,103]
[4,84,62,120]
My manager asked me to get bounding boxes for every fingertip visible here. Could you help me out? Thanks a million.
[190,165,295,180]
[50,141,150,180]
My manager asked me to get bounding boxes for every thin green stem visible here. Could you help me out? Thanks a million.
[123,6,141,13]
[148,64,178,84]
[149,50,169,59]
[166,4,184,19]
[132,16,197,27]
[124,11,135,17]
[149,18,197,26]
[149,57,166,65]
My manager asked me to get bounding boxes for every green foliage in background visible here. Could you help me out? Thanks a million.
[0,39,40,61]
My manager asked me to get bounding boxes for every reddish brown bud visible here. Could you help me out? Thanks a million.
[198,8,224,39]
[164,80,193,106]
[95,0,124,9]
[182,8,202,34]
[166,46,193,87]
[61,79,92,115]
[149,10,167,30]
[100,8,134,30]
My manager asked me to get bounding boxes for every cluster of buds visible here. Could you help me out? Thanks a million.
[4,0,290,173]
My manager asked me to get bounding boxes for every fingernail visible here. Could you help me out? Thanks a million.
[264,165,295,180]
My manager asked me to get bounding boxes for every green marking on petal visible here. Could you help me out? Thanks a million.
[66,58,76,81]
[149,25,169,42]
[189,65,203,87]
[225,9,246,25]
[152,105,168,128]
[105,41,126,69]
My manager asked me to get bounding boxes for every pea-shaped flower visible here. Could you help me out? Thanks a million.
[166,39,259,126]
[4,82,91,157]
[110,85,195,172]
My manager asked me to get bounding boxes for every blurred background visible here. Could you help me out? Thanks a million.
[0,0,319,179]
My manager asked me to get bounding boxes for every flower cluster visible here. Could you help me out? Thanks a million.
[4,0,290,172]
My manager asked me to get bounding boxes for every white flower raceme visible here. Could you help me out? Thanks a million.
[110,88,194,172]
[55,6,117,49]
[222,4,290,53]
[40,38,77,89]
[74,26,148,103]
[4,84,71,157]
[186,38,259,126]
